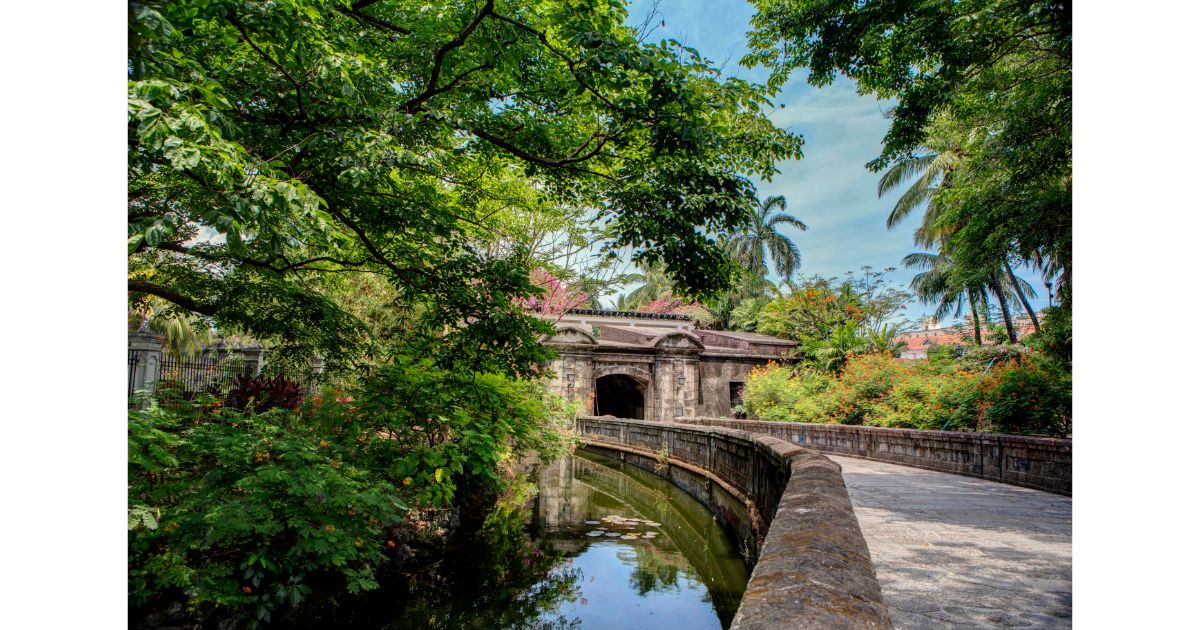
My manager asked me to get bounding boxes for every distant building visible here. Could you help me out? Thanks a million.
[539,309,795,421]
[896,316,1038,360]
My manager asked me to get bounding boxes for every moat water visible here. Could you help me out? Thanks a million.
[364,449,752,629]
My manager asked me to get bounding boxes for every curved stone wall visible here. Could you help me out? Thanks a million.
[680,417,1072,496]
[575,415,892,629]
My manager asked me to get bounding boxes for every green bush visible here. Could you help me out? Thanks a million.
[740,350,1070,436]
[129,355,575,625]
[128,405,406,625]
[978,355,1071,437]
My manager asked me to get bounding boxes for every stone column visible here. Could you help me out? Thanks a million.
[128,331,163,401]
[240,346,266,376]
[653,355,700,420]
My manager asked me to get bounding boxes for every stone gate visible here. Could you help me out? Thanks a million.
[541,309,795,420]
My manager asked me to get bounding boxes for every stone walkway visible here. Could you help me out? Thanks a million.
[827,456,1072,629]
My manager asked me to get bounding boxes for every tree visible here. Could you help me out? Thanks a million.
[754,268,911,347]
[128,0,804,373]
[624,260,675,310]
[747,0,1071,299]
[902,251,986,345]
[746,0,1069,169]
[522,268,590,316]
[876,142,963,243]
[724,194,807,285]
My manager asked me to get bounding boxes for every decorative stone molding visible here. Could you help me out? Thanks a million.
[649,330,704,354]
[543,324,598,346]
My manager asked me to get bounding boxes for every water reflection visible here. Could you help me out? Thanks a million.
[530,451,750,629]
[360,450,748,629]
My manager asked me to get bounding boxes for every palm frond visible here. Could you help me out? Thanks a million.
[766,213,808,231]
[761,195,788,214]
[877,153,937,197]
[886,180,936,229]
[901,252,938,270]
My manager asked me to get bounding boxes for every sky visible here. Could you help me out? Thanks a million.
[609,0,1052,326]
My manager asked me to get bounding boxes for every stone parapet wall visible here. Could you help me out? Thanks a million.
[575,415,891,629]
[680,417,1072,496]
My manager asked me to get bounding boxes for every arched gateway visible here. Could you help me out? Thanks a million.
[540,309,795,421]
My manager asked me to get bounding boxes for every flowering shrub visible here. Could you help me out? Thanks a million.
[739,351,1070,437]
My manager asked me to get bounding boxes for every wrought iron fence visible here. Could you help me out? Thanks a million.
[158,354,256,394]
[128,351,140,409]
[128,350,322,411]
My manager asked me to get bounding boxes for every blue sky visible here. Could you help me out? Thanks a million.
[612,0,1051,326]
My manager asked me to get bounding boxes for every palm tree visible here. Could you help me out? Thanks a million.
[624,260,674,310]
[1002,259,1041,332]
[151,311,218,360]
[882,143,1038,344]
[904,251,981,345]
[725,195,807,284]
[877,144,963,235]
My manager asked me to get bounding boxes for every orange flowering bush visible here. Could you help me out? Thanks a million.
[739,351,1070,436]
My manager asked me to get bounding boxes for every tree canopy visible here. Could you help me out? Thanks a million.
[746,0,1071,304]
[128,0,803,372]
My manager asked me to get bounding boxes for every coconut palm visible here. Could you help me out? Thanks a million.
[877,144,965,248]
[905,248,1040,345]
[882,140,1043,343]
[624,260,674,310]
[725,195,807,284]
[903,251,984,345]
[1002,258,1041,332]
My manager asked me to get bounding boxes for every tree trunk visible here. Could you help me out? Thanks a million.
[990,273,1018,343]
[1004,260,1041,332]
[968,291,982,345]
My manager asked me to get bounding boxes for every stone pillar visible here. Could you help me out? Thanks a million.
[240,346,266,376]
[128,331,163,401]
[653,355,700,420]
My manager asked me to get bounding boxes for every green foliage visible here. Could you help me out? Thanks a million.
[746,0,1069,171]
[128,404,408,623]
[736,268,909,371]
[128,0,803,370]
[754,268,910,342]
[978,354,1071,437]
[740,351,1070,436]
[960,340,1027,372]
[747,0,1072,327]
[728,295,772,332]
[1023,305,1071,365]
[800,322,872,374]
[129,353,575,624]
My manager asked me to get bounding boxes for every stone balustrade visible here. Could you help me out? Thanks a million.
[680,417,1072,496]
[575,415,892,629]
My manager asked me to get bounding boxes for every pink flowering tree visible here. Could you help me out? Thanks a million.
[521,268,590,316]
[638,296,685,313]
[639,296,715,327]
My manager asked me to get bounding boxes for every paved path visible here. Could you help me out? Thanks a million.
[827,456,1072,629]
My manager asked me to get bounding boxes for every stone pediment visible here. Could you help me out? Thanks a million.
[650,331,704,352]
[543,324,598,346]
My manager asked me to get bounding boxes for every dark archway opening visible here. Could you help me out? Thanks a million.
[595,374,645,419]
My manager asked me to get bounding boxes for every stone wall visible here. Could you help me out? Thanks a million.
[696,357,761,418]
[680,417,1072,496]
[575,415,892,629]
